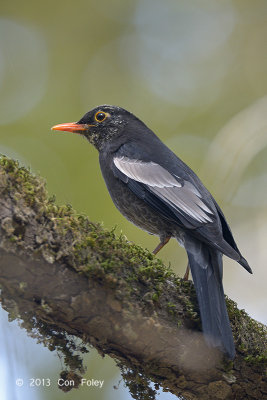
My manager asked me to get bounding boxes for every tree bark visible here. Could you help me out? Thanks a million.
[0,156,266,400]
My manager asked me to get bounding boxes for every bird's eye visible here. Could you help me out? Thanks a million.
[95,111,107,122]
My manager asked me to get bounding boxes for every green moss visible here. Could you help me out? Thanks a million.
[226,296,267,367]
[167,302,176,315]
[151,292,159,302]
[221,358,234,374]
[244,354,267,365]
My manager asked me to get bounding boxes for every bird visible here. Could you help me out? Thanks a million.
[52,105,252,359]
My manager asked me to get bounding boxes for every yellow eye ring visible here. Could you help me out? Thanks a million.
[95,111,108,122]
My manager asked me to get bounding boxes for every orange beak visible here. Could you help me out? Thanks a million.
[51,122,89,134]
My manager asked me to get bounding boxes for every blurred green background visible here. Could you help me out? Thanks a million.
[0,0,266,399]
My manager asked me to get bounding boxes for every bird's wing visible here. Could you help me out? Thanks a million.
[112,156,214,229]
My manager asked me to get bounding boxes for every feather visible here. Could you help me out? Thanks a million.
[113,156,213,224]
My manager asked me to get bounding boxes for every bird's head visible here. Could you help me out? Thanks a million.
[52,105,140,151]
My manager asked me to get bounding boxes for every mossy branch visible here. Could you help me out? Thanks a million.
[0,156,266,400]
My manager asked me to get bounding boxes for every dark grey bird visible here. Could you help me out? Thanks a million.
[52,105,252,359]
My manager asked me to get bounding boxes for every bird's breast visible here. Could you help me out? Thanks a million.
[99,154,180,239]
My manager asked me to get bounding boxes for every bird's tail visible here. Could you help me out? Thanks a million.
[184,239,235,359]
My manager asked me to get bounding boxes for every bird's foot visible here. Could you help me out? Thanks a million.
[183,264,190,281]
[152,236,171,255]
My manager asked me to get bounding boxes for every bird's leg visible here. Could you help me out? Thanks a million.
[152,236,171,255]
[183,262,190,280]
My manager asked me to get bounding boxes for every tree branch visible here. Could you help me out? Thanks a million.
[0,156,266,400]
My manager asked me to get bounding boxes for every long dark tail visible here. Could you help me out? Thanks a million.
[185,239,235,359]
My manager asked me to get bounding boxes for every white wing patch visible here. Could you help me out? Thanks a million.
[114,156,182,188]
[114,156,213,223]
